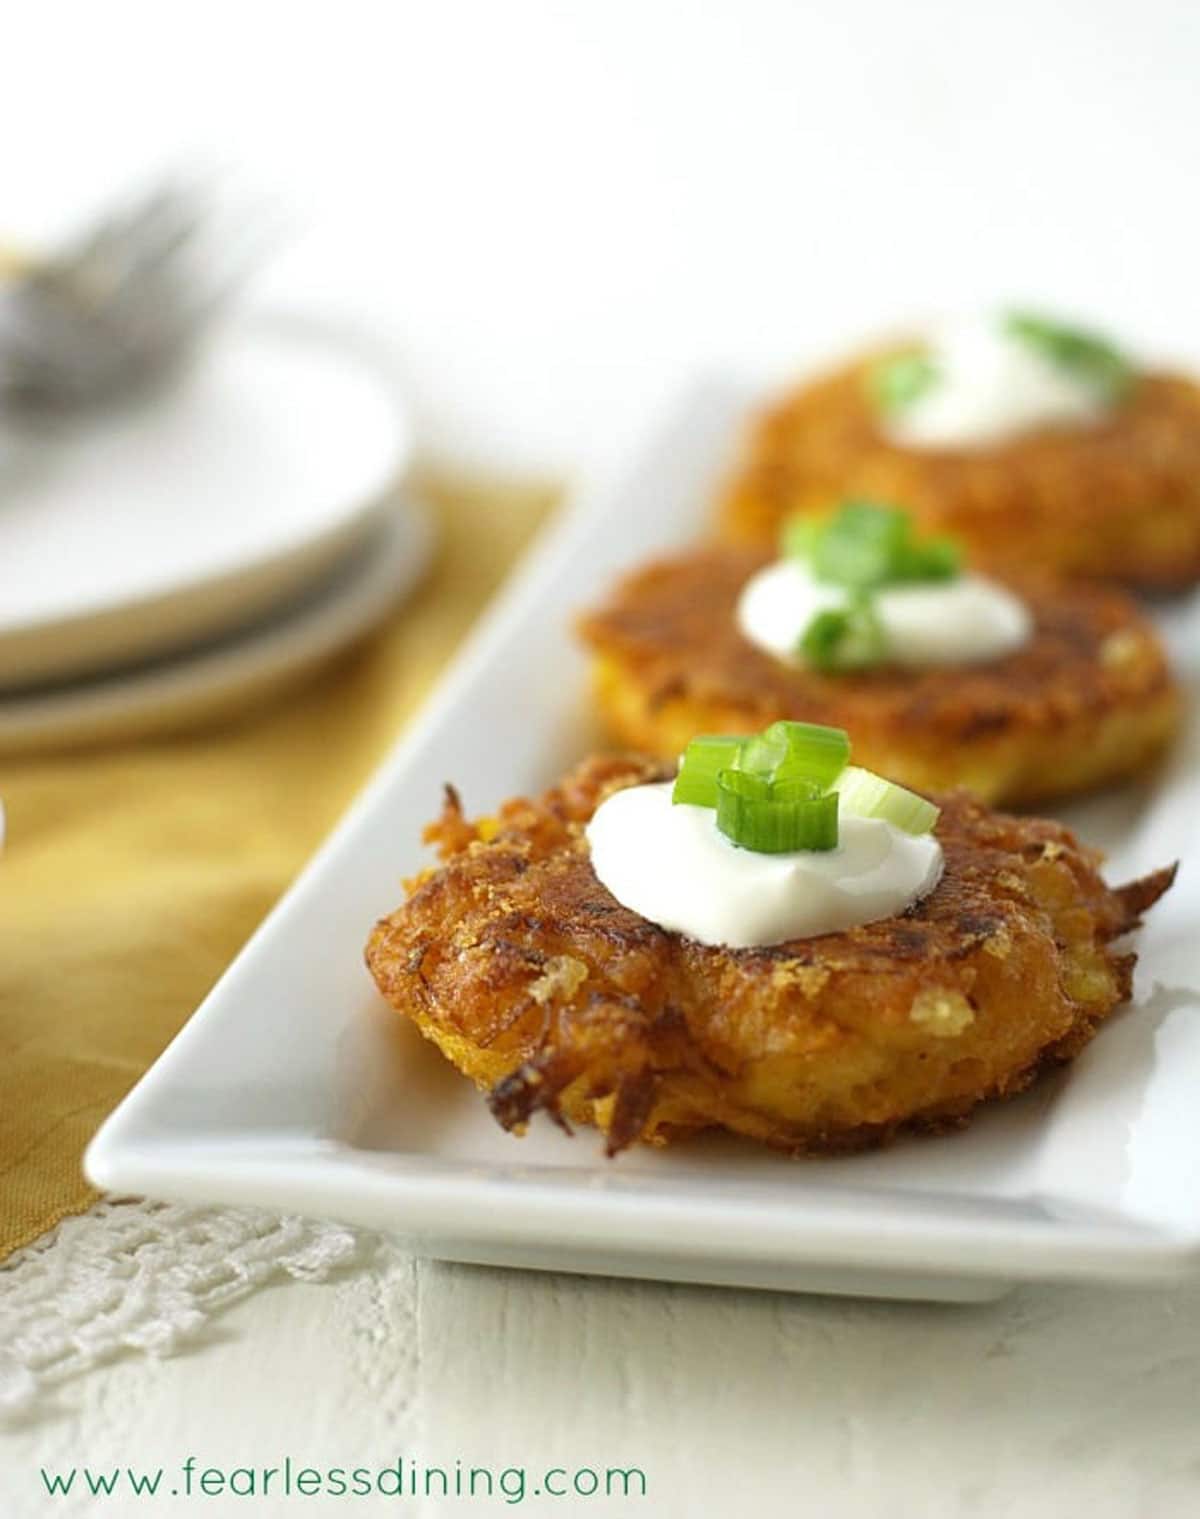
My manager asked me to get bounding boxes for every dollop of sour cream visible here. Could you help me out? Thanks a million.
[736,558,1031,668]
[586,781,943,949]
[882,317,1113,449]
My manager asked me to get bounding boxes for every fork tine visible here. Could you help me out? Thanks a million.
[100,193,276,353]
[62,183,207,304]
[0,175,281,410]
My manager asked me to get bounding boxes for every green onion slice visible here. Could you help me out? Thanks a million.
[780,514,823,562]
[781,505,962,676]
[737,719,851,789]
[796,501,961,590]
[672,734,746,808]
[798,595,886,671]
[834,765,940,835]
[893,534,961,582]
[1004,311,1134,404]
[808,501,911,589]
[869,350,940,413]
[715,769,839,853]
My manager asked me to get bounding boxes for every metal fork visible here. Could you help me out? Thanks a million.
[0,181,272,413]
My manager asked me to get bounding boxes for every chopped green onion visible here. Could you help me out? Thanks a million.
[798,595,886,671]
[780,514,824,562]
[673,734,746,808]
[869,350,939,413]
[1004,311,1134,404]
[737,719,851,788]
[809,501,911,589]
[893,534,961,582]
[834,765,940,835]
[715,768,839,853]
[803,502,962,590]
[672,723,939,855]
[790,502,964,670]
[784,502,964,666]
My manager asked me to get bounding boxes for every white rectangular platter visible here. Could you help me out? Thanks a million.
[86,382,1200,1303]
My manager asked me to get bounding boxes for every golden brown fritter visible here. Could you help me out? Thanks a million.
[578,545,1179,806]
[717,353,1200,589]
[365,755,1175,1157]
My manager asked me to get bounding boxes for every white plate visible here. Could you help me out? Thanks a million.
[0,312,410,688]
[0,500,431,753]
[86,382,1200,1303]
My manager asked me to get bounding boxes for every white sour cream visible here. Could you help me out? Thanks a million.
[586,781,943,949]
[736,557,1031,668]
[882,317,1112,450]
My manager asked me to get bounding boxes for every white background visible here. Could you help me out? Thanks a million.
[4,0,1198,473]
[6,4,1200,1514]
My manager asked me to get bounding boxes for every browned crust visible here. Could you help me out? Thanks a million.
[365,756,1175,1157]
[717,355,1200,590]
[577,545,1179,805]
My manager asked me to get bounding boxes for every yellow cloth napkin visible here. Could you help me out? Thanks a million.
[0,475,557,1262]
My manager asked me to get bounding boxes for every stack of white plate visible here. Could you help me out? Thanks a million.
[0,313,429,752]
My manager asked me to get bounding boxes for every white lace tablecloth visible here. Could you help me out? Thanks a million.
[0,1201,364,1417]
[5,1199,1200,1518]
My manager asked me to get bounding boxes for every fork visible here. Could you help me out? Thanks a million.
[0,181,272,413]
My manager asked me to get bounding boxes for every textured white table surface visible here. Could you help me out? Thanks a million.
[6,1232,1200,1518]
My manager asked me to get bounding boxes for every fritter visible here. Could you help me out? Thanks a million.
[578,545,1178,806]
[717,353,1200,589]
[365,755,1175,1157]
